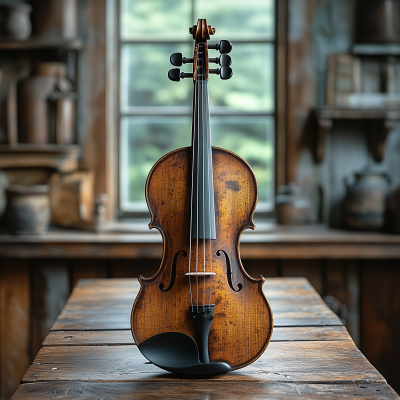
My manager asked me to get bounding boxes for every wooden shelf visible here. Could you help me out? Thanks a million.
[0,224,399,259]
[312,107,400,163]
[0,38,83,50]
[352,44,400,56]
[0,144,80,172]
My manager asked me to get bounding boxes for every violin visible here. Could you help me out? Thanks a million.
[131,19,273,376]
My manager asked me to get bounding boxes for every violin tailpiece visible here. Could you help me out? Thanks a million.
[189,304,215,364]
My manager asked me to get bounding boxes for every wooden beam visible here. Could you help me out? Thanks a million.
[31,260,70,358]
[0,259,31,400]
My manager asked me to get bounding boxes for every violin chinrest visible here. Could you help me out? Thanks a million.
[138,332,231,376]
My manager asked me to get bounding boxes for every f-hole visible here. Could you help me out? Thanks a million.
[159,250,187,292]
[216,249,242,292]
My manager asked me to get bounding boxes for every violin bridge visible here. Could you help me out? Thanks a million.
[185,272,216,276]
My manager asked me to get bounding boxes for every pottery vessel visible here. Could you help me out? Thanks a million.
[356,0,400,43]
[276,183,311,225]
[5,185,50,235]
[0,2,32,40]
[31,0,77,39]
[17,63,73,144]
[344,167,390,230]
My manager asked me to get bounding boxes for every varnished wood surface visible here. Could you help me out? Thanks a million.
[11,381,400,400]
[137,147,272,371]
[23,341,383,383]
[1,225,400,259]
[51,278,339,331]
[43,326,351,346]
[11,277,399,399]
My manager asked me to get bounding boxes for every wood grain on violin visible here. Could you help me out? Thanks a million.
[131,148,273,370]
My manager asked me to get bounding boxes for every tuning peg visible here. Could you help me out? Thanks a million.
[209,54,232,67]
[168,68,192,82]
[208,40,232,54]
[209,66,233,80]
[170,53,194,67]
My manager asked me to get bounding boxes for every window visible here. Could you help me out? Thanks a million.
[118,0,275,216]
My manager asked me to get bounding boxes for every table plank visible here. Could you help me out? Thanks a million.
[43,326,351,346]
[66,278,326,305]
[52,309,340,330]
[11,381,400,400]
[23,340,383,384]
[61,297,328,314]
[51,277,341,331]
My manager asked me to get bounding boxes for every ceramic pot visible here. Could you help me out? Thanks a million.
[0,2,32,40]
[17,62,72,144]
[31,0,77,39]
[4,185,50,235]
[356,0,400,43]
[344,167,390,230]
[276,183,311,225]
[17,75,56,143]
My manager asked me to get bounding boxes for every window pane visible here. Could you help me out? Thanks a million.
[208,44,274,111]
[121,44,192,109]
[195,0,274,40]
[120,116,274,211]
[120,0,191,39]
[121,44,274,112]
[120,117,191,209]
[211,116,274,208]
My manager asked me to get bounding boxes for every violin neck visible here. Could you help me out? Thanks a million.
[190,80,216,239]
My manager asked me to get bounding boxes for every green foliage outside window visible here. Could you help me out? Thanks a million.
[119,0,275,211]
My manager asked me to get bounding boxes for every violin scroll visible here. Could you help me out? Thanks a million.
[168,23,233,83]
[189,19,215,41]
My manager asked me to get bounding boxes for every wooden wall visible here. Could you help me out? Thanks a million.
[287,0,400,227]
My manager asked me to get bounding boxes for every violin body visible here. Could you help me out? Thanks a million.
[131,146,273,370]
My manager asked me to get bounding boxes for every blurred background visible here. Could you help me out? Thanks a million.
[0,0,400,398]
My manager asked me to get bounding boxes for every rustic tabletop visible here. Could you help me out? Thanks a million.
[11,278,399,399]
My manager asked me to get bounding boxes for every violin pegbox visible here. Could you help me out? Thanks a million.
[168,19,233,82]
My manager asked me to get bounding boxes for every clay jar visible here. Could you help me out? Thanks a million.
[17,63,68,144]
[31,0,77,39]
[0,2,32,40]
[4,185,51,235]
[356,0,400,43]
[275,183,311,225]
[344,167,390,230]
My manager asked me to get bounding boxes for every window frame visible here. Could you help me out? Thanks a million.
[109,0,286,221]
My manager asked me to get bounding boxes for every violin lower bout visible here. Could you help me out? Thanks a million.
[131,146,273,371]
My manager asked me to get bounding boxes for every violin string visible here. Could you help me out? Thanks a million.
[202,44,206,310]
[207,62,213,310]
[188,65,197,312]
[196,46,200,312]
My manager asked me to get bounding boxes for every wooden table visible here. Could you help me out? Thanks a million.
[11,278,399,399]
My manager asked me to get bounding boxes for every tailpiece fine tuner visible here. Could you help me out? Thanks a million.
[131,18,273,377]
